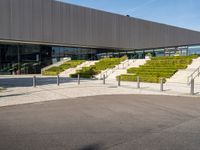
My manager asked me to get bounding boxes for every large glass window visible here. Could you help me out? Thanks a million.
[154,49,165,57]
[188,46,200,55]
[20,45,41,74]
[0,44,19,75]
[1,41,199,75]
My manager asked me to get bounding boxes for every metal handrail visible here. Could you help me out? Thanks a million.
[99,59,133,79]
[187,65,200,85]
[41,58,71,72]
[57,61,90,75]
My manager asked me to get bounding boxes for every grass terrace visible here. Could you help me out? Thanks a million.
[119,55,198,83]
[42,60,85,76]
[70,56,127,78]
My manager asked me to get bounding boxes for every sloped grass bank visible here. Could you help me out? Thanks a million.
[119,55,198,83]
[70,56,127,78]
[42,60,85,76]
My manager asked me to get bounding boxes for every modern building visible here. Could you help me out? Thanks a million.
[0,0,200,74]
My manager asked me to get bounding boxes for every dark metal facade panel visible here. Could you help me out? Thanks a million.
[0,0,200,49]
[0,0,11,39]
[42,0,53,43]
[20,0,32,41]
[52,1,62,43]
[32,0,43,41]
[10,0,22,40]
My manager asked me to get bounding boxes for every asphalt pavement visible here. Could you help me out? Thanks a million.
[0,94,200,150]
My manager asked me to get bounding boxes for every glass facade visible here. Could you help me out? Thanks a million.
[0,44,42,75]
[188,46,200,55]
[0,42,200,75]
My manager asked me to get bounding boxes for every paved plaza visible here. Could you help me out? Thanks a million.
[0,76,200,150]
[0,75,200,107]
[0,94,200,150]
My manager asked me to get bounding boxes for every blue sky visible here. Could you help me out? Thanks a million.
[57,0,200,32]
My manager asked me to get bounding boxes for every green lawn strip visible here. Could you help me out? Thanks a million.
[70,56,127,78]
[42,60,85,76]
[119,55,198,83]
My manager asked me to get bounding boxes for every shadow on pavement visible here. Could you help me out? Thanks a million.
[77,144,102,150]
[0,77,79,88]
[0,93,27,98]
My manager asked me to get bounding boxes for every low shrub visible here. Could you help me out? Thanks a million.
[120,55,197,83]
[119,74,166,83]
[151,55,198,60]
[42,60,85,76]
[70,56,127,78]
[42,67,61,76]
[127,68,177,74]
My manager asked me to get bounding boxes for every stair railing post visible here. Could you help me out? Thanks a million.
[78,74,80,85]
[33,75,36,87]
[103,74,106,85]
[57,75,60,86]
[137,76,140,89]
[118,76,121,86]
[160,78,164,92]
[190,78,194,95]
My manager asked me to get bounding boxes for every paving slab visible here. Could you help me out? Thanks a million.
[0,76,199,107]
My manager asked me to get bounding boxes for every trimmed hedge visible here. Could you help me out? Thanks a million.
[120,55,198,83]
[151,55,197,60]
[42,60,85,76]
[119,74,166,83]
[70,66,98,78]
[128,68,177,74]
[70,56,127,78]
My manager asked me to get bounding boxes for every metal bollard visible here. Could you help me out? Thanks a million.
[78,74,80,85]
[160,78,164,91]
[190,79,194,95]
[118,76,121,86]
[33,75,36,87]
[103,74,106,85]
[137,76,140,88]
[57,75,60,86]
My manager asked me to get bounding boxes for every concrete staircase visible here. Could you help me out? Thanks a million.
[166,57,200,84]
[96,59,148,80]
[59,61,98,77]
[41,58,71,73]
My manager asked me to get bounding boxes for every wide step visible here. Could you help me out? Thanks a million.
[167,57,200,84]
[59,61,98,77]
